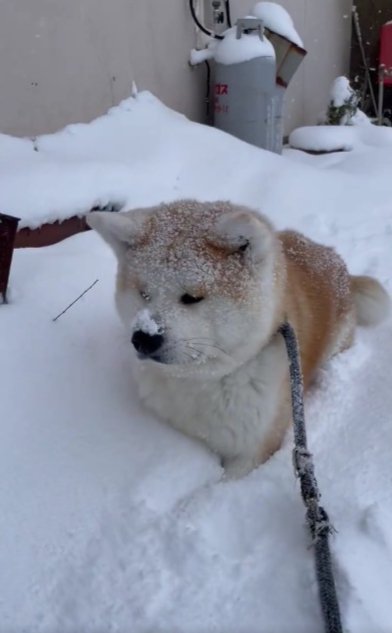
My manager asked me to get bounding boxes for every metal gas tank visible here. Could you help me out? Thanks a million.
[213,54,284,154]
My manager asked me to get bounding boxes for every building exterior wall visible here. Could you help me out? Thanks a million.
[0,0,351,137]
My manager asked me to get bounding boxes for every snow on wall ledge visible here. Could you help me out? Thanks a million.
[0,90,277,230]
[0,92,181,229]
[2,89,392,231]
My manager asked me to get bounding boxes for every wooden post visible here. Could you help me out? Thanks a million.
[0,213,20,303]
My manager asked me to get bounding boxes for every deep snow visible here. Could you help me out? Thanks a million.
[1,92,392,632]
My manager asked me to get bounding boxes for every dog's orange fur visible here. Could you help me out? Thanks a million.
[278,230,354,388]
[256,230,357,463]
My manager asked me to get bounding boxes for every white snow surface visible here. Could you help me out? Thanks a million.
[2,93,392,632]
[251,1,304,47]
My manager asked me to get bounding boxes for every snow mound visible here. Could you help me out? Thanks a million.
[191,20,275,67]
[0,90,283,229]
[289,123,392,153]
[289,126,357,152]
[0,92,237,228]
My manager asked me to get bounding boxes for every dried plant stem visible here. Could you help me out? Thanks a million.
[52,279,99,322]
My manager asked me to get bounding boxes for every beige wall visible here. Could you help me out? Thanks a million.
[0,0,351,137]
[0,0,206,136]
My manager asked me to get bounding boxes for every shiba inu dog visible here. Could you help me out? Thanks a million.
[87,200,389,478]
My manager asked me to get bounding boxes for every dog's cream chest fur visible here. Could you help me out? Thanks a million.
[132,334,288,476]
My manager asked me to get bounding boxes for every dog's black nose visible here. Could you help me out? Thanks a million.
[131,330,164,357]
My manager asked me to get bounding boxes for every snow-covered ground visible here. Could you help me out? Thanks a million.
[1,92,392,632]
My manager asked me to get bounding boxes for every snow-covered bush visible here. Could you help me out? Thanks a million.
[321,76,370,126]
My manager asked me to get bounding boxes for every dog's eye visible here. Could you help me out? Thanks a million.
[180,293,204,305]
[238,240,249,253]
[140,290,151,302]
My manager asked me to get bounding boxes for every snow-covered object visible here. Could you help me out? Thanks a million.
[330,76,356,108]
[289,126,357,152]
[1,90,285,230]
[190,19,275,67]
[213,22,275,65]
[317,109,371,128]
[251,2,303,47]
[288,121,392,152]
[320,76,370,127]
[290,123,392,153]
[0,90,387,230]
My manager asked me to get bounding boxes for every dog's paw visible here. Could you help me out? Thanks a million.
[221,456,257,480]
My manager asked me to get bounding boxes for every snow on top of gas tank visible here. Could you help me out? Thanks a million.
[213,20,275,65]
[251,2,303,48]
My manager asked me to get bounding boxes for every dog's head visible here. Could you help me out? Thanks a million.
[87,200,282,378]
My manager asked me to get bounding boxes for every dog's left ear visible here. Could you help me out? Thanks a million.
[211,211,273,264]
[86,210,148,258]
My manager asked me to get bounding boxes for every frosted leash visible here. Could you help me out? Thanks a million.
[278,321,343,633]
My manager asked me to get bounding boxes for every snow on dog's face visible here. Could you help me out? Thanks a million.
[88,200,280,378]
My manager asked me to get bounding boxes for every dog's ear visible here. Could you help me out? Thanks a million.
[211,211,273,264]
[86,211,148,258]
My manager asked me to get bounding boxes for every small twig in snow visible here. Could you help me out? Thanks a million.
[52,279,99,322]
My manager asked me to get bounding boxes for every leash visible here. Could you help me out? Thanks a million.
[278,321,344,633]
